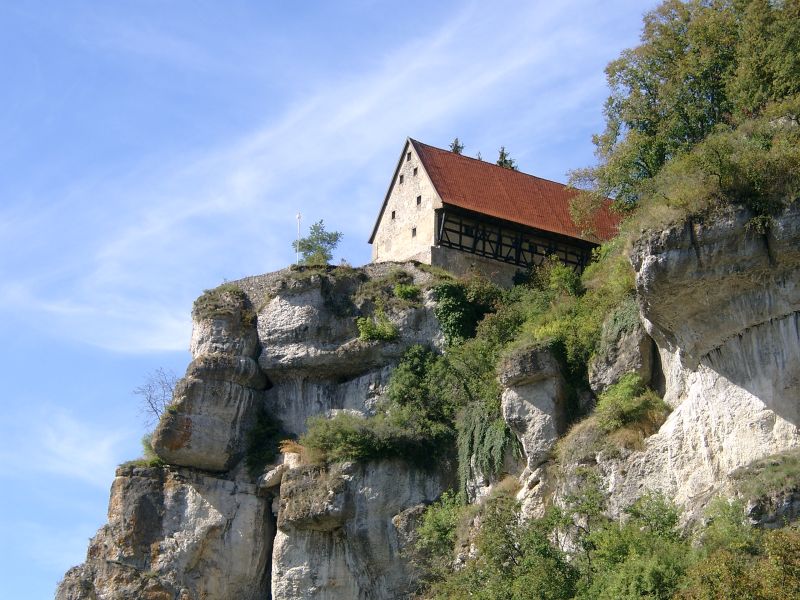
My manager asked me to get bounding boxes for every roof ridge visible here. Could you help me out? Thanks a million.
[409,138,573,190]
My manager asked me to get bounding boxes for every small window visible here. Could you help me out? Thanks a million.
[406,152,411,161]
[411,227,417,237]
[399,174,404,184]
[413,167,418,176]
[391,210,396,220]
[416,195,422,206]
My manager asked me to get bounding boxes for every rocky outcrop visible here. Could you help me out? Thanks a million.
[566,203,800,518]
[271,460,448,600]
[499,346,567,516]
[632,203,800,375]
[253,264,443,436]
[56,466,273,600]
[58,263,450,600]
[152,287,267,472]
[58,203,800,598]
[588,309,655,395]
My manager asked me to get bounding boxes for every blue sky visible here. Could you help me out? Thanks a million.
[0,2,657,597]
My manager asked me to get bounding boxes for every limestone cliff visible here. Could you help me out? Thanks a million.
[57,263,448,600]
[505,203,800,520]
[57,203,800,599]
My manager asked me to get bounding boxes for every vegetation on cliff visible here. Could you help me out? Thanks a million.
[412,0,800,596]
[418,478,800,600]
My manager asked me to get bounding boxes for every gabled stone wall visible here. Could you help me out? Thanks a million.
[371,141,441,264]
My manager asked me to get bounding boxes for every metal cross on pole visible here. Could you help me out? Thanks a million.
[296,212,302,265]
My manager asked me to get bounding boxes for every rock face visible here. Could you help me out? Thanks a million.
[58,263,449,600]
[58,203,800,598]
[56,466,273,600]
[152,287,267,472]
[574,204,800,518]
[272,460,448,600]
[588,311,654,395]
[499,347,567,516]
[254,266,443,436]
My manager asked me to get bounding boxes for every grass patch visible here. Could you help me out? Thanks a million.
[119,434,165,469]
[732,448,800,501]
[394,282,421,302]
[300,408,452,468]
[414,262,456,282]
[192,283,255,327]
[354,268,422,312]
[556,373,669,464]
[299,346,458,468]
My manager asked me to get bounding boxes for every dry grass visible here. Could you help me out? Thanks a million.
[279,439,321,465]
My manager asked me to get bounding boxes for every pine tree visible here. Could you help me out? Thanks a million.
[496,146,517,170]
[449,138,465,154]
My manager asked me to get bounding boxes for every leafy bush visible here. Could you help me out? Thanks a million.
[301,412,383,463]
[119,434,165,469]
[506,246,635,390]
[556,374,668,464]
[633,107,800,233]
[300,406,453,468]
[414,490,464,584]
[433,277,502,345]
[594,373,669,435]
[393,282,421,302]
[428,494,578,600]
[356,303,399,341]
[678,500,800,600]
[300,346,456,467]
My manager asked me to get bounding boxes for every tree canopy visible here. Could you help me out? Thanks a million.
[572,0,800,206]
[293,220,342,266]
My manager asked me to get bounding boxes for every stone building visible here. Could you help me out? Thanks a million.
[369,138,620,283]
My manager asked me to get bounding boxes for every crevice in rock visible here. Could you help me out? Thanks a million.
[651,338,666,397]
[762,229,777,267]
[687,217,702,264]
[262,492,279,600]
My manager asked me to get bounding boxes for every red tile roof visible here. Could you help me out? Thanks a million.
[409,139,620,243]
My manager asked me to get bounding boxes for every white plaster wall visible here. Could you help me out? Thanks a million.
[371,142,441,263]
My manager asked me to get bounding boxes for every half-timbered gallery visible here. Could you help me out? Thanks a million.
[369,138,620,283]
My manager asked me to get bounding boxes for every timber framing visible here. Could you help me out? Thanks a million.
[436,206,594,271]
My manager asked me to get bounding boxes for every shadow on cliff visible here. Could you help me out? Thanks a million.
[699,311,800,426]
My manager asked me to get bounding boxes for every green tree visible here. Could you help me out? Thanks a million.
[496,146,517,170]
[293,220,342,266]
[571,0,800,206]
[449,137,465,154]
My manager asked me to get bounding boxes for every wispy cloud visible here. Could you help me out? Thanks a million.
[0,405,132,488]
[1,1,646,353]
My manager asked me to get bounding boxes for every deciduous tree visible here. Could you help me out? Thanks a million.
[293,219,342,266]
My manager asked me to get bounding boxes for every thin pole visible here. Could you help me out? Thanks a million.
[296,212,301,265]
